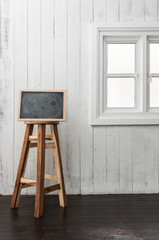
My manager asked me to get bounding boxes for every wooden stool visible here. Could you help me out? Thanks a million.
[10,121,67,218]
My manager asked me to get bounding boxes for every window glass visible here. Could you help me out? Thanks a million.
[150,78,159,107]
[107,78,134,108]
[107,44,135,73]
[150,43,159,73]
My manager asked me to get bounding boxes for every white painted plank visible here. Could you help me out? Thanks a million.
[106,127,120,193]
[119,0,132,22]
[0,0,14,194]
[132,0,144,22]
[80,0,94,194]
[41,0,54,189]
[28,0,41,89]
[106,0,119,22]
[14,0,28,195]
[132,127,146,193]
[144,127,158,193]
[119,127,132,193]
[94,127,106,193]
[145,0,158,21]
[54,0,68,194]
[94,0,106,21]
[54,0,67,90]
[41,0,54,89]
[67,0,80,194]
[27,0,41,194]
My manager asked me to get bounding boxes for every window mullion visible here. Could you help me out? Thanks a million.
[142,34,148,113]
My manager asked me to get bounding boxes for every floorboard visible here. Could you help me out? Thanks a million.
[0,195,159,239]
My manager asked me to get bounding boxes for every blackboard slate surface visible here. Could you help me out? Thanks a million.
[18,90,65,121]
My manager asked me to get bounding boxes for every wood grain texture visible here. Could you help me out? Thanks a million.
[106,0,119,22]
[94,127,106,193]
[106,127,120,193]
[132,0,144,22]
[34,124,45,218]
[119,0,132,21]
[27,0,41,194]
[11,124,33,208]
[119,127,132,193]
[14,0,28,197]
[50,125,67,207]
[80,0,94,194]
[67,0,80,194]
[0,0,14,195]
[94,0,106,21]
[2,0,159,195]
[54,0,68,196]
[145,0,158,22]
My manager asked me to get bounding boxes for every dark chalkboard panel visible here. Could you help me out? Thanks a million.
[18,90,65,121]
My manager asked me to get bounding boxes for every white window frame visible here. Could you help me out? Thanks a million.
[91,22,159,125]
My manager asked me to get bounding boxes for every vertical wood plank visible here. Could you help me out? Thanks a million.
[119,127,132,193]
[14,0,28,195]
[28,0,41,89]
[132,0,144,22]
[144,127,158,193]
[0,0,14,194]
[27,0,41,194]
[106,0,119,22]
[41,0,54,89]
[54,0,67,90]
[41,0,54,189]
[80,0,94,194]
[94,127,106,193]
[94,0,106,21]
[119,0,132,22]
[54,0,68,194]
[106,127,120,193]
[145,0,158,21]
[132,127,146,193]
[67,0,80,194]
[34,124,45,218]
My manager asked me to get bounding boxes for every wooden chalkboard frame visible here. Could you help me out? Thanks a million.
[18,90,66,122]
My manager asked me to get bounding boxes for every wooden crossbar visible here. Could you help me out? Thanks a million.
[21,184,35,189]
[45,173,58,181]
[44,184,60,194]
[29,135,52,141]
[20,177,36,185]
[29,142,55,149]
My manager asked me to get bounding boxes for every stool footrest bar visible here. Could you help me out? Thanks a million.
[44,184,60,194]
[20,177,36,185]
[29,142,55,149]
[45,173,58,181]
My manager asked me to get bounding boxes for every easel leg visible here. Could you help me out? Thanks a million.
[11,124,34,208]
[50,124,67,207]
[34,124,46,218]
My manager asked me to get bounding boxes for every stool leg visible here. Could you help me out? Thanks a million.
[11,124,33,208]
[50,124,67,207]
[34,124,46,218]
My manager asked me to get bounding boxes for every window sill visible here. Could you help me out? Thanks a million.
[91,113,159,125]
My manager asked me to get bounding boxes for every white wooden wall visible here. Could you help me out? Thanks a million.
[1,0,159,195]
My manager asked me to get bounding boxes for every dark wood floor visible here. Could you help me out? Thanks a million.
[0,194,159,240]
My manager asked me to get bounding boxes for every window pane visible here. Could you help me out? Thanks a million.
[150,78,159,107]
[150,43,159,73]
[107,44,135,73]
[107,78,134,108]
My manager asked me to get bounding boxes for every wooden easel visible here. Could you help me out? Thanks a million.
[10,121,67,218]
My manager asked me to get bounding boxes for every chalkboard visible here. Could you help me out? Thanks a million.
[18,90,65,121]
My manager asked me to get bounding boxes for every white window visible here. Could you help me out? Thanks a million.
[91,23,159,125]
